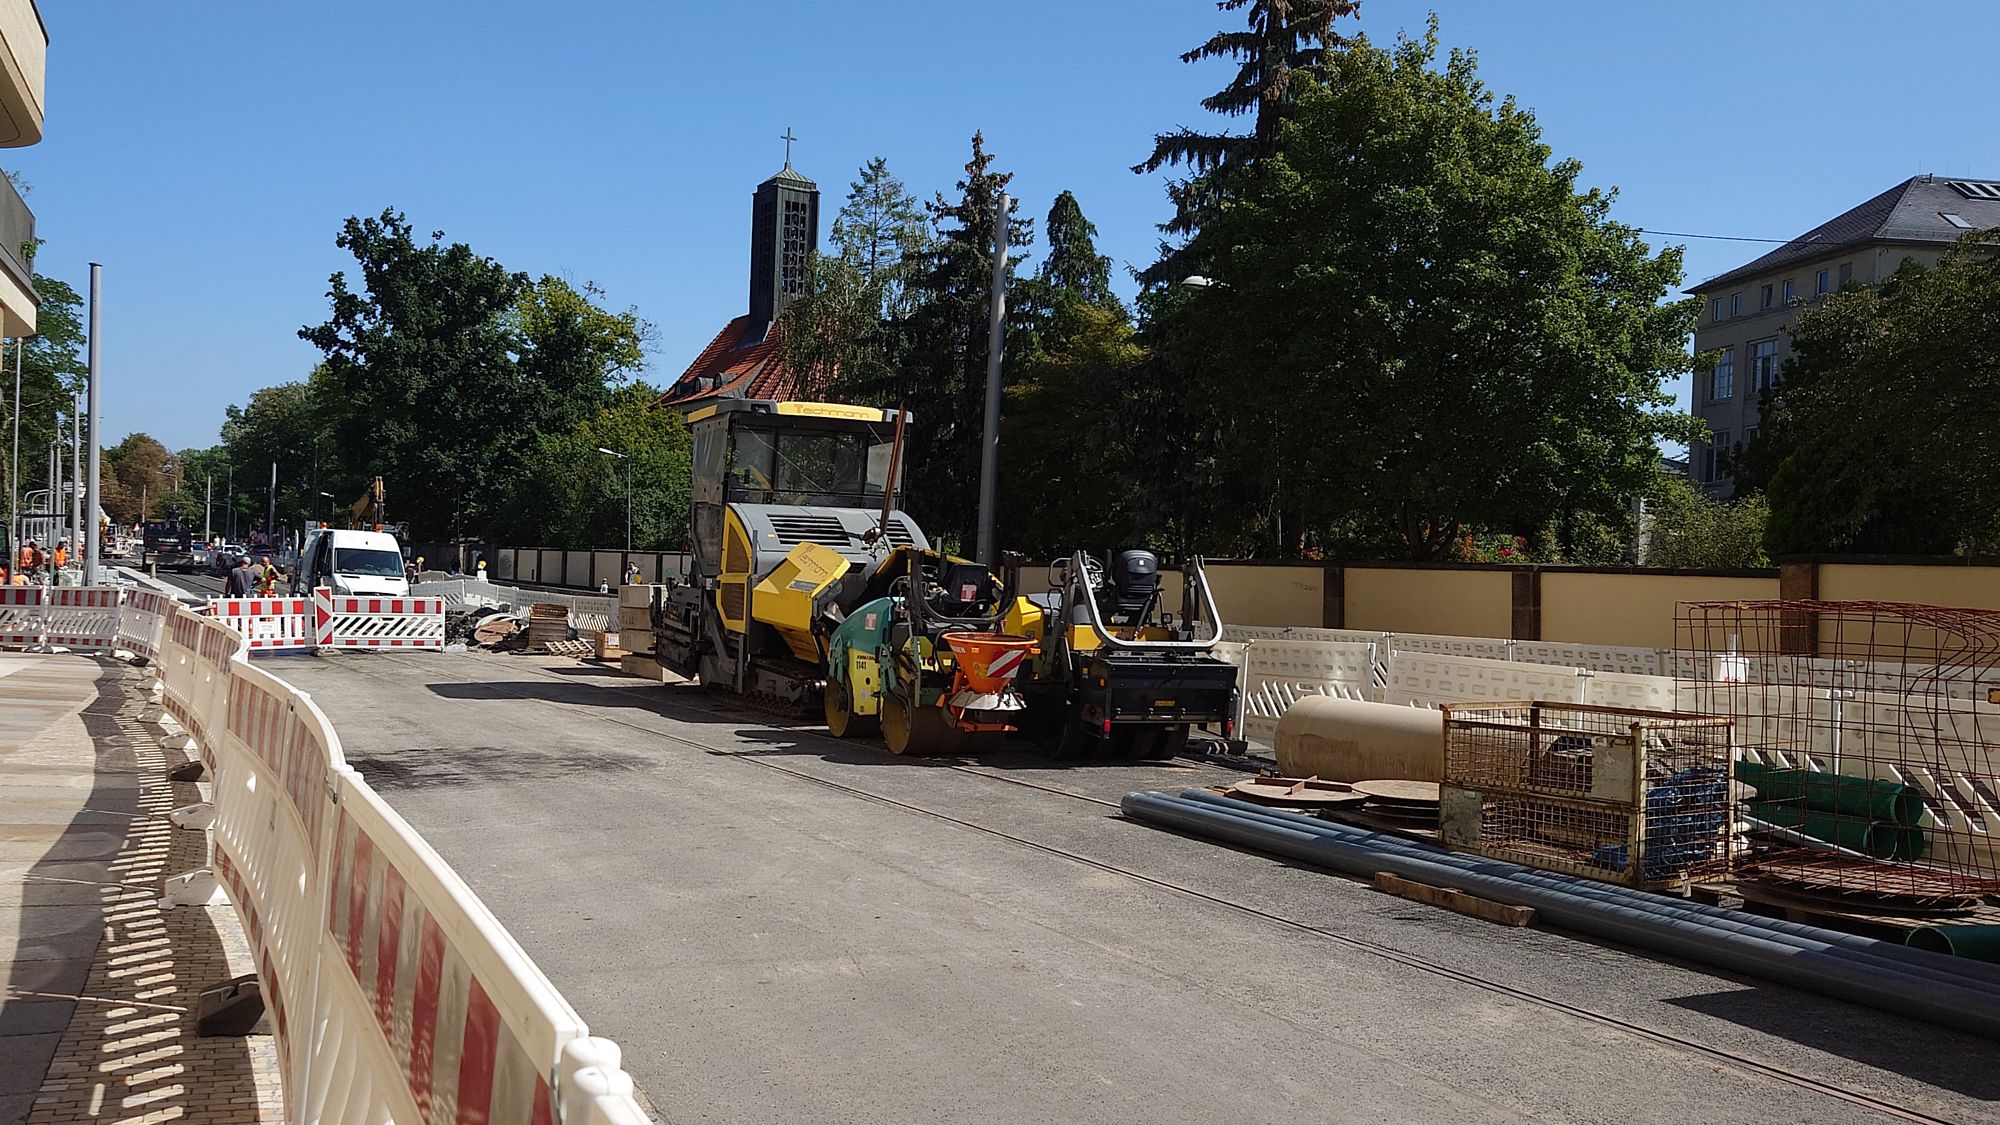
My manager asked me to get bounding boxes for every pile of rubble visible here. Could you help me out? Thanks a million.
[445,601,617,659]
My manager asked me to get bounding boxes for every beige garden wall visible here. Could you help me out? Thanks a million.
[1818,564,2000,611]
[1345,567,1512,638]
[1541,571,1780,649]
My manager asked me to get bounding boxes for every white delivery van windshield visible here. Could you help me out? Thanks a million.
[335,547,406,578]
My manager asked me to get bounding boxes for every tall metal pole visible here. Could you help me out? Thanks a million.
[203,475,212,541]
[975,192,1008,568]
[69,393,81,554]
[625,457,633,552]
[266,460,276,549]
[83,264,101,584]
[8,334,20,574]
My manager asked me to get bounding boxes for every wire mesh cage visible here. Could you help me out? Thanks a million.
[1440,702,1737,889]
[1677,600,2000,909]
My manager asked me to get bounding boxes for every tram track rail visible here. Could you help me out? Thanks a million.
[333,650,1954,1123]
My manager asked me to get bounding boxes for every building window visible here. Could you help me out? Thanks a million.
[1709,347,1734,401]
[1730,292,1742,317]
[1760,284,1774,310]
[1839,262,1853,286]
[1816,269,1829,295]
[1941,212,1975,230]
[1752,339,1779,390]
[1782,279,1795,303]
[1711,297,1723,323]
[1706,431,1731,483]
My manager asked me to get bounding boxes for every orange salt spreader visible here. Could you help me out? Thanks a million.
[940,631,1038,734]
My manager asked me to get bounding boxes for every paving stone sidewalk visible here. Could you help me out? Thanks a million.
[0,652,281,1124]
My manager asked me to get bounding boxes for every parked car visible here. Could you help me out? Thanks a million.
[206,543,250,577]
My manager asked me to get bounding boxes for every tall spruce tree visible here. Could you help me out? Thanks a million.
[829,158,930,319]
[1037,191,1115,310]
[892,132,1033,548]
[1138,0,1361,177]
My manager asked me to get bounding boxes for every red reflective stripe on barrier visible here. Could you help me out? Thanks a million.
[347,834,374,978]
[376,864,406,1033]
[531,1076,553,1125]
[410,914,447,1122]
[456,979,500,1125]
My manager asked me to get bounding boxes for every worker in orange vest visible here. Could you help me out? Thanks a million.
[52,539,68,574]
[255,555,280,596]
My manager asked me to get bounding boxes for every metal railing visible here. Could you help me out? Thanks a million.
[0,169,35,299]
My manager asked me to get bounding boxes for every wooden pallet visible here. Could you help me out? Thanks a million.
[1721,879,2000,941]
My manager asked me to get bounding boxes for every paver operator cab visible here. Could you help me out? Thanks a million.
[652,399,1239,758]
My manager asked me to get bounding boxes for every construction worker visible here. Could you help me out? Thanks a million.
[52,539,68,581]
[623,561,641,585]
[19,538,42,582]
[255,554,280,597]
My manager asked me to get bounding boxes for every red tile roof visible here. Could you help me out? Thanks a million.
[654,316,798,409]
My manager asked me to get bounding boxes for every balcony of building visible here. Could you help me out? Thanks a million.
[0,0,44,149]
[0,166,32,336]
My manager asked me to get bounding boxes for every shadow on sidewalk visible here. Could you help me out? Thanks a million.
[6,660,277,1124]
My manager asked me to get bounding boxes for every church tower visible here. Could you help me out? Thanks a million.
[747,139,819,340]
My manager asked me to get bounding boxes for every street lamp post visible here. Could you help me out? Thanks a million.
[596,447,631,551]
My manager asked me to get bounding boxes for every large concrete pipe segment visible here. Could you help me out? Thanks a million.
[1179,789,2000,993]
[1122,792,2000,1039]
[1275,696,1443,783]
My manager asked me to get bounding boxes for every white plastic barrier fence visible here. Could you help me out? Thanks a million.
[149,600,651,1122]
[0,586,45,646]
[313,588,445,650]
[1389,631,1515,662]
[207,596,316,652]
[1384,650,1587,709]
[1511,640,1670,677]
[119,587,171,661]
[1240,640,1378,746]
[42,587,123,650]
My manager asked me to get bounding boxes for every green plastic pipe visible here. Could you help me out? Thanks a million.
[1737,760,1921,826]
[1744,800,1897,860]
[1907,925,2000,964]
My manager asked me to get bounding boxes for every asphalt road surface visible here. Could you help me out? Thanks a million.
[240,646,2000,1125]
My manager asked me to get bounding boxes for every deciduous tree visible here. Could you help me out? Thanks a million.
[1738,242,2000,555]
[1157,26,1701,560]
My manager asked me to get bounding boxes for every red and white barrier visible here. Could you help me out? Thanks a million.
[120,588,171,661]
[207,596,315,651]
[0,586,46,646]
[313,587,445,650]
[146,598,651,1121]
[43,587,124,650]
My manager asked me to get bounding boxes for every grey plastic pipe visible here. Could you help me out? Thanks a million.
[1179,789,2000,993]
[1123,791,2000,1040]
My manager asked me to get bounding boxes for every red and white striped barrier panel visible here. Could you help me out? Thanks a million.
[0,586,46,647]
[206,595,315,652]
[43,586,124,650]
[120,587,171,661]
[146,599,651,1121]
[314,587,445,650]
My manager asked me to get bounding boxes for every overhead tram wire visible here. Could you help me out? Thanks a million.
[1636,229,1793,244]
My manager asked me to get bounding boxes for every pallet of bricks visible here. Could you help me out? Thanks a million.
[1437,701,1737,890]
[618,584,673,681]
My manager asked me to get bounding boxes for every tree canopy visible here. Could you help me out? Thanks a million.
[294,208,649,541]
[1736,242,2000,555]
[1141,25,1700,560]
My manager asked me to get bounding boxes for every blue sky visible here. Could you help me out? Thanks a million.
[16,1,2000,452]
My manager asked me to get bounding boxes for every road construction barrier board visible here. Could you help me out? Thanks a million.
[314,588,445,650]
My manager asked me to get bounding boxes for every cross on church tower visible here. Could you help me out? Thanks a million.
[780,127,797,168]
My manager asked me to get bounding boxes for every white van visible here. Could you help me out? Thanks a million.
[293,528,410,598]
